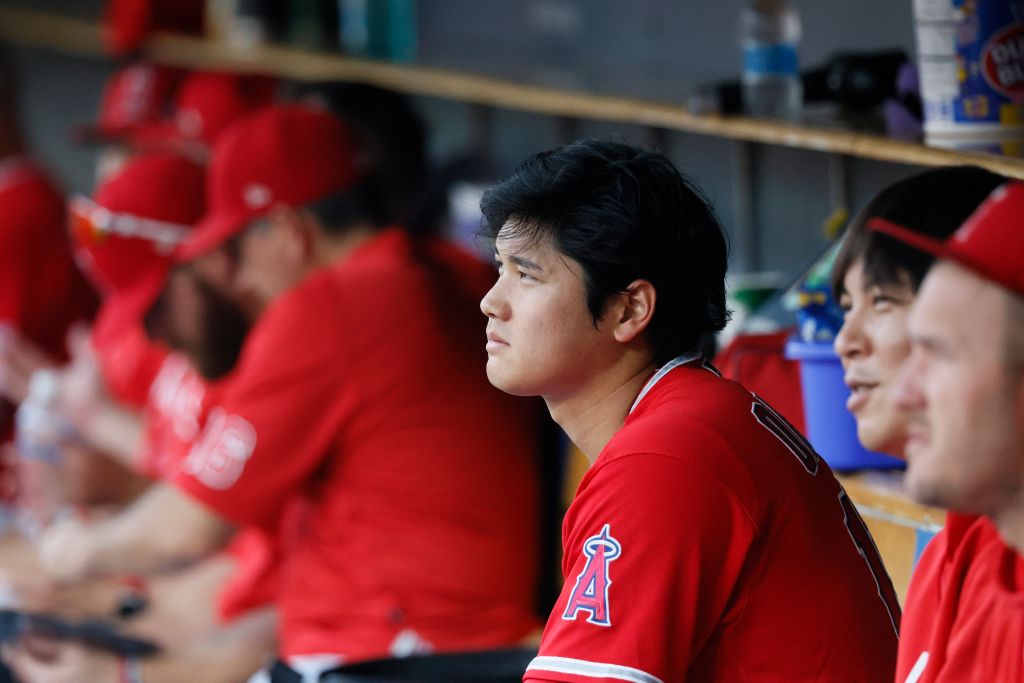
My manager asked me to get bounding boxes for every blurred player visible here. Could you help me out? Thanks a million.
[873,182,1024,682]
[832,166,1010,683]
[21,105,543,683]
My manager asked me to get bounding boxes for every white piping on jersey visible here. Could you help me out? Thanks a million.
[527,656,665,683]
[628,352,703,415]
[904,652,929,683]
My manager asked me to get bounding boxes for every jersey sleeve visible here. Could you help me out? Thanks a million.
[525,450,757,683]
[172,288,350,528]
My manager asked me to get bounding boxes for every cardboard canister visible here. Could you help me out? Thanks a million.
[914,0,1024,146]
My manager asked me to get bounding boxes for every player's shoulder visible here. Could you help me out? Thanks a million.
[264,272,342,329]
[908,513,1011,616]
[595,410,760,511]
[239,272,348,372]
[940,513,1007,563]
[604,365,806,503]
[621,366,772,457]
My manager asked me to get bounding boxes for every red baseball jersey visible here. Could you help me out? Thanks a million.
[174,228,542,659]
[139,352,291,623]
[526,359,899,683]
[90,307,169,410]
[897,513,1024,683]
[215,498,305,623]
[138,352,209,479]
[971,546,1024,683]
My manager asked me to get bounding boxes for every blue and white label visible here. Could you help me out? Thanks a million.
[743,43,799,77]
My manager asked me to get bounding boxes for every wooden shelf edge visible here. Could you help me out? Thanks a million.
[5,6,1024,178]
[0,6,105,57]
[837,471,946,530]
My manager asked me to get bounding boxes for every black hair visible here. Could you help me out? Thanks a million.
[303,179,388,234]
[480,139,730,365]
[288,81,437,235]
[831,165,1006,298]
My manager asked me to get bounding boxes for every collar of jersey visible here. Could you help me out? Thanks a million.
[629,352,703,415]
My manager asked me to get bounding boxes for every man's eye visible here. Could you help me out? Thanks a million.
[519,271,536,281]
[872,295,894,308]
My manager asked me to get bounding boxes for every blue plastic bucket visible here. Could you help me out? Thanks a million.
[784,339,904,471]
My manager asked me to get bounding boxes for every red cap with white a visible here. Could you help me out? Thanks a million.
[869,181,1024,298]
[177,104,360,261]
[74,63,182,145]
[134,71,277,154]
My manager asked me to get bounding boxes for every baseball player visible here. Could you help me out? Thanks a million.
[76,63,274,182]
[871,182,1024,682]
[127,70,277,163]
[74,62,184,186]
[23,105,543,683]
[830,166,1020,683]
[0,47,98,393]
[1,153,289,683]
[0,48,98,521]
[479,140,900,682]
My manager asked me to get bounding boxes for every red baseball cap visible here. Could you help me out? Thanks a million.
[177,104,361,261]
[75,63,182,145]
[134,71,278,154]
[869,181,1024,298]
[70,153,205,322]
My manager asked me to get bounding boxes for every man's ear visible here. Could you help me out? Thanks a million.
[612,279,656,344]
[267,204,315,262]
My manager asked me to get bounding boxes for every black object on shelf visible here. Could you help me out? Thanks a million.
[688,49,909,115]
[802,49,908,110]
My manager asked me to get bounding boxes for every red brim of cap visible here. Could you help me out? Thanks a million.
[867,218,948,258]
[174,208,253,262]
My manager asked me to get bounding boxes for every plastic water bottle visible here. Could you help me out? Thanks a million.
[739,0,803,120]
[14,370,67,538]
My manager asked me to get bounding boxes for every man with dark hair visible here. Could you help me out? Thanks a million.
[19,105,543,683]
[291,81,435,236]
[832,166,1005,456]
[831,166,1014,683]
[480,140,899,682]
[875,182,1024,682]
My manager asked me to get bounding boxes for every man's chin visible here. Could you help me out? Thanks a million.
[485,363,534,397]
[904,464,957,510]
